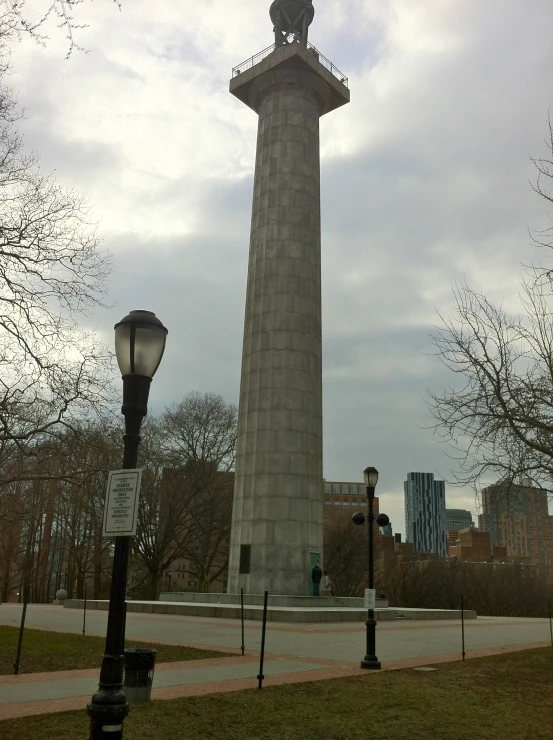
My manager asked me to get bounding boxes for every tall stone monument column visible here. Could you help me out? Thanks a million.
[227,1,350,596]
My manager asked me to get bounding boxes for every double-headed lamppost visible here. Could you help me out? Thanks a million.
[87,310,168,739]
[352,466,389,670]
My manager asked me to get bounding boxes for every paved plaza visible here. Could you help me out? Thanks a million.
[0,604,551,721]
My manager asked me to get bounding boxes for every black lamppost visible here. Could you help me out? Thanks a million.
[352,466,389,670]
[87,310,167,739]
[167,569,173,592]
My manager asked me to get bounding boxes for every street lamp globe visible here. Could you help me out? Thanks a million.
[363,466,379,489]
[114,310,168,379]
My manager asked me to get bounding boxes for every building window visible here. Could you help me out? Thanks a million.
[349,484,357,495]
[341,484,349,494]
[239,544,251,574]
[361,501,367,507]
[342,501,349,506]
[324,483,331,494]
[334,501,340,506]
[332,484,340,494]
[324,500,331,506]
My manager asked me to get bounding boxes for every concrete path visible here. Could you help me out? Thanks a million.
[0,604,551,721]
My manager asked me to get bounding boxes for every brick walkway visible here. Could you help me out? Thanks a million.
[0,640,550,721]
[1,605,551,722]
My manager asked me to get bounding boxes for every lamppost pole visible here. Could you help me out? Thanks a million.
[87,310,167,740]
[352,466,389,671]
[364,477,379,669]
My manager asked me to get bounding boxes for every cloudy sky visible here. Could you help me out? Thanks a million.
[11,0,553,534]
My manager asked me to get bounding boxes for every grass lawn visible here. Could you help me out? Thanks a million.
[0,625,232,675]
[1,647,552,739]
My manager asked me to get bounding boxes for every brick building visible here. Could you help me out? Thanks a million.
[479,479,553,581]
[448,528,490,560]
[446,530,459,551]
[163,557,226,593]
[323,479,379,518]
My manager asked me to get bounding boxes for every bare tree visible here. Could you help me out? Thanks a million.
[131,430,196,600]
[381,555,550,618]
[0,0,121,602]
[1,0,121,56]
[0,481,25,600]
[429,279,553,491]
[529,116,553,257]
[180,470,233,593]
[429,122,553,494]
[0,62,114,458]
[161,392,238,474]
[0,423,121,602]
[323,512,368,597]
[0,4,116,448]
[381,556,441,609]
[131,394,238,598]
[160,393,238,592]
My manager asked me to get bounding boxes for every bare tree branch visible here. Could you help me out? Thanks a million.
[428,121,553,497]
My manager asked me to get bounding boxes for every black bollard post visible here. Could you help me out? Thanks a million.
[461,595,465,661]
[14,585,30,675]
[83,583,87,636]
[240,588,245,656]
[257,591,268,689]
[549,600,553,647]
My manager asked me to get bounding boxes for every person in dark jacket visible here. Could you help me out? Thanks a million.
[311,563,323,596]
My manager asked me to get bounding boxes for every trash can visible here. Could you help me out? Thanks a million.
[123,648,157,703]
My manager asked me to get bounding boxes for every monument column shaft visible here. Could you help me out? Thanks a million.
[228,78,324,596]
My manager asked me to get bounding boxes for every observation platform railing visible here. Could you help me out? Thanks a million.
[232,39,349,88]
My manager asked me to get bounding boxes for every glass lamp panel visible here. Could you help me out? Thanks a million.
[363,467,379,488]
[133,326,166,378]
[114,323,132,376]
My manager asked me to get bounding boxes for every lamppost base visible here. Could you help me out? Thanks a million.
[87,697,129,739]
[360,656,381,670]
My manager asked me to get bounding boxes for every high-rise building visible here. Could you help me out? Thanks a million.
[479,479,553,581]
[446,508,474,531]
[227,1,350,595]
[404,472,447,557]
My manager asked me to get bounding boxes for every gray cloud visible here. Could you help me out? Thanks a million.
[9,0,553,533]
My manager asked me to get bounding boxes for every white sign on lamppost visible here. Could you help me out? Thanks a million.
[364,588,376,610]
[102,469,142,537]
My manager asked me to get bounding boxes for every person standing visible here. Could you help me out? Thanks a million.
[323,570,333,596]
[311,563,322,596]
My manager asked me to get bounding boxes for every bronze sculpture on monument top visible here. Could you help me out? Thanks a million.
[270,0,315,46]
